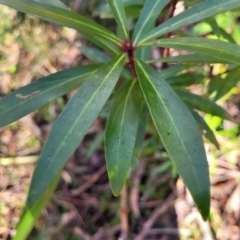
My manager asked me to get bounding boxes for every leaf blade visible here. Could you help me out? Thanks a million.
[107,0,129,39]
[141,0,240,44]
[26,54,125,208]
[133,0,169,44]
[136,60,210,220]
[176,90,232,120]
[147,53,231,64]
[0,64,100,127]
[105,80,144,195]
[154,37,240,65]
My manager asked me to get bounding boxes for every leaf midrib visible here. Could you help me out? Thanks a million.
[0,70,95,119]
[109,0,128,39]
[137,62,200,191]
[141,0,240,43]
[46,55,124,172]
[115,80,136,188]
[133,0,164,44]
[155,40,240,65]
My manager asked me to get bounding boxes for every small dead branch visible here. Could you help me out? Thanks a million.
[71,166,106,196]
[135,193,176,240]
[130,160,146,218]
[119,184,129,240]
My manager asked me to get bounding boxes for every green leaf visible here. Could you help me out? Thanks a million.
[80,46,111,63]
[85,132,105,159]
[159,64,193,79]
[153,37,240,65]
[0,0,121,53]
[183,0,204,6]
[93,0,145,19]
[26,54,125,208]
[213,68,240,101]
[140,0,240,44]
[131,103,147,170]
[79,46,132,80]
[135,46,152,61]
[105,80,144,196]
[167,73,204,87]
[206,18,221,39]
[132,0,169,44]
[13,172,60,240]
[107,0,129,39]
[135,60,210,220]
[148,53,230,64]
[0,64,100,128]
[34,0,68,9]
[190,109,219,149]
[176,90,232,120]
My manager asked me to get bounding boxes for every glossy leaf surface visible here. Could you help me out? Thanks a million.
[154,38,240,65]
[107,0,129,39]
[0,64,100,127]
[136,60,210,220]
[140,0,240,44]
[148,53,230,64]
[105,80,143,195]
[133,0,169,44]
[26,54,125,208]
[176,90,232,120]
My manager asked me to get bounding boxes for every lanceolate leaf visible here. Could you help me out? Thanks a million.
[107,0,129,39]
[176,90,232,120]
[136,61,210,220]
[27,54,125,208]
[0,0,121,53]
[0,64,100,128]
[13,172,60,240]
[153,38,240,65]
[140,0,240,44]
[105,80,143,196]
[132,0,169,44]
[148,53,230,64]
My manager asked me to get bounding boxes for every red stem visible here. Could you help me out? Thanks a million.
[121,40,137,77]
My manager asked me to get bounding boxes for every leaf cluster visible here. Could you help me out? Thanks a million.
[1,1,240,237]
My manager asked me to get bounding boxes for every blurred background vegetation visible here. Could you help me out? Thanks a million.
[0,1,240,239]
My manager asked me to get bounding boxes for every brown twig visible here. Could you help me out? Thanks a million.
[71,166,106,196]
[119,184,129,240]
[135,193,176,240]
[130,160,146,218]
